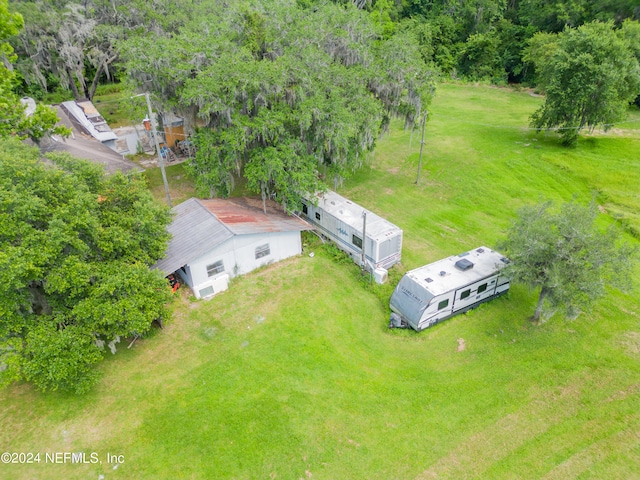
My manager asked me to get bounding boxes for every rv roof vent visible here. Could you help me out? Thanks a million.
[425,277,433,283]
[331,201,335,205]
[476,248,485,253]
[455,258,474,271]
[458,252,470,257]
[439,270,447,277]
[500,257,510,264]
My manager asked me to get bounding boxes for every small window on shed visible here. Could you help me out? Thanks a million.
[206,260,224,277]
[477,283,488,294]
[302,202,308,215]
[352,235,363,249]
[255,244,270,259]
[438,299,449,310]
[460,289,471,300]
[315,212,321,221]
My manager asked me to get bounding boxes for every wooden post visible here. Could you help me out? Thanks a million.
[415,110,428,185]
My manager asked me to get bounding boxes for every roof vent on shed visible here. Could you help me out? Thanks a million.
[455,258,474,271]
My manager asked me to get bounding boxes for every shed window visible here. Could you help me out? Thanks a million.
[438,299,449,310]
[477,283,488,294]
[315,212,321,220]
[206,260,224,277]
[460,289,471,300]
[255,244,270,259]
[352,235,363,249]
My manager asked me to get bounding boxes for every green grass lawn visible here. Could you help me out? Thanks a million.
[1,83,639,479]
[143,162,197,206]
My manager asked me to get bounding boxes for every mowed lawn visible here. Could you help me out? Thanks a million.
[1,83,639,479]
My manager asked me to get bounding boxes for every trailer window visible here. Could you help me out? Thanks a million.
[438,299,449,310]
[302,203,308,215]
[477,283,488,293]
[206,260,224,277]
[255,244,270,259]
[460,289,471,300]
[352,235,362,249]
[315,212,321,220]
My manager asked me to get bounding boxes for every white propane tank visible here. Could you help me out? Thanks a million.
[373,268,388,284]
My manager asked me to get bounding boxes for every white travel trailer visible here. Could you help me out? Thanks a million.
[301,190,403,276]
[389,247,510,331]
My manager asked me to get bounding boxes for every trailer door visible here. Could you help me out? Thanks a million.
[452,275,499,312]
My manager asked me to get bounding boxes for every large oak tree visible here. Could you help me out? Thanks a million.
[0,139,173,393]
[121,0,436,211]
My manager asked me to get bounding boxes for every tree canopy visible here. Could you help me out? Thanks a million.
[526,21,640,146]
[0,138,173,393]
[121,0,436,211]
[1,0,69,142]
[7,0,640,98]
[498,201,637,322]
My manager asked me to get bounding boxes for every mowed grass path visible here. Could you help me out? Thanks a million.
[1,84,639,479]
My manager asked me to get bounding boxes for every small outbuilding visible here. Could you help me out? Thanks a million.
[153,197,312,299]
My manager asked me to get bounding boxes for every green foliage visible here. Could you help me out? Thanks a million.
[0,139,173,393]
[123,0,435,210]
[22,322,103,394]
[0,0,70,142]
[528,21,640,146]
[457,29,506,83]
[498,200,637,322]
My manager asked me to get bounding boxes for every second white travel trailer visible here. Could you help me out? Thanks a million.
[389,247,510,331]
[301,190,403,279]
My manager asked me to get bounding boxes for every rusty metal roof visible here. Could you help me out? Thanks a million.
[199,197,312,235]
[153,197,311,274]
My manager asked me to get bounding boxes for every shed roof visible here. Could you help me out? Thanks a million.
[200,197,312,235]
[153,197,311,274]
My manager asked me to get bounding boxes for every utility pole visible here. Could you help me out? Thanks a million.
[415,110,428,185]
[134,92,172,207]
[361,211,367,273]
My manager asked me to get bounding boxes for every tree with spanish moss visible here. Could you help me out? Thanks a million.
[121,0,435,211]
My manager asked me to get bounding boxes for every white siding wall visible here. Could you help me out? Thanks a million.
[187,231,302,297]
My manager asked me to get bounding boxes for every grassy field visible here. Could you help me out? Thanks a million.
[143,162,197,207]
[1,83,639,479]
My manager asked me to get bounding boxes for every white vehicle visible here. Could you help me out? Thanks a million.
[301,190,403,273]
[389,247,510,331]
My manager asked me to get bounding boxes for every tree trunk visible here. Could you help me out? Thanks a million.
[533,286,548,322]
[88,55,118,101]
[67,68,81,100]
